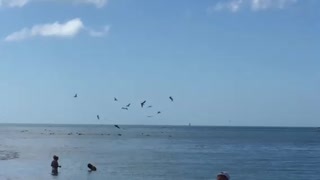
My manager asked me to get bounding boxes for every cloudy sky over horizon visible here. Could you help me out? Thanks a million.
[0,0,319,126]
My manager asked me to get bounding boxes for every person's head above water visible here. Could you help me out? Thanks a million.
[53,155,59,161]
[217,172,230,180]
[88,163,93,168]
[87,163,97,171]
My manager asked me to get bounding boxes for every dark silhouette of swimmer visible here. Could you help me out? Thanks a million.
[121,107,128,110]
[88,163,97,171]
[114,97,118,101]
[74,94,77,98]
[126,103,131,107]
[51,155,61,175]
[169,96,173,102]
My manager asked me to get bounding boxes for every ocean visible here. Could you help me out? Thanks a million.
[0,124,319,180]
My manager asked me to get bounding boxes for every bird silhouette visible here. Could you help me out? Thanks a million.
[114,97,118,101]
[97,115,100,120]
[126,103,131,107]
[114,125,120,129]
[141,101,146,108]
[74,94,77,98]
[169,96,173,102]
[121,107,128,110]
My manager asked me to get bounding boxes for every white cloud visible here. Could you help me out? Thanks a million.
[87,25,110,37]
[0,0,108,8]
[4,18,110,42]
[251,0,297,11]
[75,0,108,8]
[208,0,298,13]
[5,18,84,41]
[0,0,29,7]
[209,0,244,13]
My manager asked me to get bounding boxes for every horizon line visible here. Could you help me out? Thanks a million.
[0,122,318,128]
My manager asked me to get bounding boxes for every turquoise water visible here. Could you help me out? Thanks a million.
[0,124,319,179]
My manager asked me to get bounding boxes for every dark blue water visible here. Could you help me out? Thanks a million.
[0,124,319,180]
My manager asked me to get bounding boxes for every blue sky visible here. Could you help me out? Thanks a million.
[0,0,319,126]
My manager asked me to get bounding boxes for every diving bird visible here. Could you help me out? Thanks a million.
[121,107,128,110]
[169,96,173,102]
[114,97,118,101]
[114,125,120,129]
[126,103,131,107]
[74,94,77,98]
[97,115,100,120]
[141,101,146,108]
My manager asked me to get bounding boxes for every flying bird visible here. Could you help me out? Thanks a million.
[114,125,120,129]
[169,96,173,102]
[141,101,146,108]
[126,103,131,107]
[74,94,77,98]
[121,107,128,110]
[97,115,100,120]
[114,97,118,101]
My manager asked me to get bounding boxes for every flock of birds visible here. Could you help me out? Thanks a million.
[73,93,174,129]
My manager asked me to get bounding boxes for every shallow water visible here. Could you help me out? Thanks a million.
[0,124,319,180]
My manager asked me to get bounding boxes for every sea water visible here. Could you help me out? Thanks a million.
[0,124,319,180]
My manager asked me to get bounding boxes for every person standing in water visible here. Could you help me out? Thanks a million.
[51,155,61,175]
[87,163,97,172]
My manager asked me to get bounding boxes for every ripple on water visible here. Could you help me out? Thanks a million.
[0,150,19,160]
